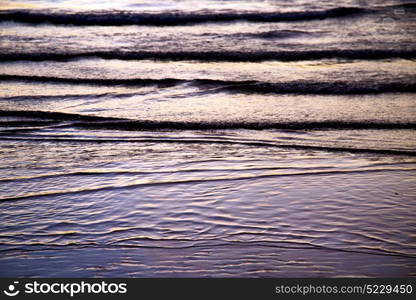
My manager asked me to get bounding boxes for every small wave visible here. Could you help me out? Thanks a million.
[8,137,416,156]
[0,109,122,121]
[1,75,415,94]
[1,167,415,203]
[1,135,416,157]
[0,240,414,260]
[1,164,414,184]
[220,81,416,95]
[0,74,184,86]
[0,110,415,131]
[1,49,415,62]
[0,92,144,102]
[0,7,368,26]
[0,120,57,127]
[70,120,416,131]
[388,3,416,9]
[234,29,312,39]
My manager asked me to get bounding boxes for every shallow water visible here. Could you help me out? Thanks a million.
[0,0,415,277]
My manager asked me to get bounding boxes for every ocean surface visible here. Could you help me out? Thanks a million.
[0,0,415,277]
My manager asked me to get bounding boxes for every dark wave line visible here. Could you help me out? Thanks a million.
[0,120,57,127]
[0,166,414,185]
[72,120,416,131]
[0,91,145,102]
[1,109,416,132]
[388,3,416,9]
[1,110,416,131]
[0,74,184,86]
[222,81,416,95]
[1,49,416,62]
[0,242,98,252]
[1,168,415,203]
[1,75,415,94]
[0,7,368,26]
[1,240,414,259]
[0,109,123,121]
[112,239,416,259]
[1,241,414,260]
[0,166,313,183]
[232,29,312,39]
[0,136,415,157]
[0,127,54,135]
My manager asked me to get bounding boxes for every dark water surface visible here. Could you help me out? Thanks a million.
[0,0,415,277]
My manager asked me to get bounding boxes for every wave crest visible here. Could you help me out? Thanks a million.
[1,74,415,95]
[1,49,415,62]
[0,7,368,26]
